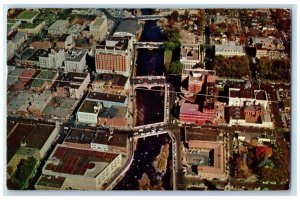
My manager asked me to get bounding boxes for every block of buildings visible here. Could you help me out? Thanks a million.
[39,49,65,69]
[51,72,90,99]
[63,128,129,154]
[215,41,245,57]
[7,122,59,178]
[95,36,130,76]
[30,70,58,92]
[64,49,88,72]
[7,90,53,117]
[89,16,108,41]
[48,20,69,35]
[77,100,102,124]
[14,68,37,90]
[7,68,25,87]
[37,145,124,190]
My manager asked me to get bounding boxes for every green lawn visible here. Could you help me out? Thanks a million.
[36,12,57,24]
[164,50,172,67]
[16,10,39,20]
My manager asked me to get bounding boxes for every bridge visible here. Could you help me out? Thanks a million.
[136,15,167,20]
[135,42,164,49]
[133,76,166,89]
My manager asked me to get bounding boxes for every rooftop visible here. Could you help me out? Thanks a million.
[49,20,69,30]
[25,124,56,149]
[186,127,219,142]
[95,73,128,87]
[90,16,106,27]
[45,145,118,177]
[181,44,200,60]
[36,174,66,189]
[78,100,99,113]
[87,92,127,103]
[114,19,140,36]
[65,49,88,62]
[215,41,244,53]
[98,106,127,119]
[30,70,57,88]
[52,72,88,89]
[16,10,39,20]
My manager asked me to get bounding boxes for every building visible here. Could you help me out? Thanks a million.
[30,70,58,92]
[87,92,128,108]
[15,68,36,90]
[7,40,15,60]
[113,19,142,41]
[98,106,128,127]
[18,20,46,35]
[215,41,245,57]
[228,87,269,109]
[64,49,88,72]
[77,100,102,124]
[48,20,69,35]
[56,34,74,50]
[185,128,227,180]
[187,71,204,94]
[38,145,124,190]
[30,41,52,50]
[63,128,129,154]
[7,20,21,36]
[16,48,48,68]
[7,122,59,178]
[15,10,39,23]
[7,68,24,87]
[7,90,53,117]
[95,37,131,76]
[89,16,108,41]
[10,32,28,49]
[93,73,130,93]
[180,74,216,125]
[180,43,202,70]
[39,49,65,69]
[228,105,273,128]
[51,72,90,99]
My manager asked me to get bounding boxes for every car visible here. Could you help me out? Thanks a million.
[159,128,163,131]
[138,129,143,132]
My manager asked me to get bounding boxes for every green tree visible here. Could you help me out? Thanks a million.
[166,61,183,74]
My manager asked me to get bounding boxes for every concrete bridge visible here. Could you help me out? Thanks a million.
[136,15,167,20]
[133,76,166,89]
[135,42,164,49]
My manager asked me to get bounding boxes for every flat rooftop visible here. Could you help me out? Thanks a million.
[45,145,118,176]
[16,10,39,20]
[87,92,127,103]
[52,72,88,89]
[78,100,99,113]
[36,174,66,189]
[64,128,128,147]
[65,49,88,62]
[186,127,219,142]
[25,124,56,149]
[181,44,200,60]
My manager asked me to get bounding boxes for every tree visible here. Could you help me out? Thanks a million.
[170,10,179,22]
[182,9,190,23]
[166,61,183,74]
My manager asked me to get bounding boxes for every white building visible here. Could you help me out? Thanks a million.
[180,43,202,70]
[39,49,65,69]
[48,20,69,35]
[77,100,102,124]
[18,20,46,35]
[89,16,108,41]
[215,41,245,57]
[11,32,28,49]
[64,49,88,72]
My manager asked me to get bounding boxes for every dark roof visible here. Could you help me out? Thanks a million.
[25,124,56,149]
[96,73,128,87]
[36,175,66,189]
[53,72,88,89]
[87,92,127,103]
[255,90,267,100]
[57,34,70,42]
[186,128,219,142]
[114,19,140,35]
[229,106,245,120]
[64,128,128,147]
[78,100,98,113]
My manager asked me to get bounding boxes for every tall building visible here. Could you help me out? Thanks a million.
[89,16,108,41]
[95,37,130,76]
[64,49,88,72]
[39,49,65,69]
